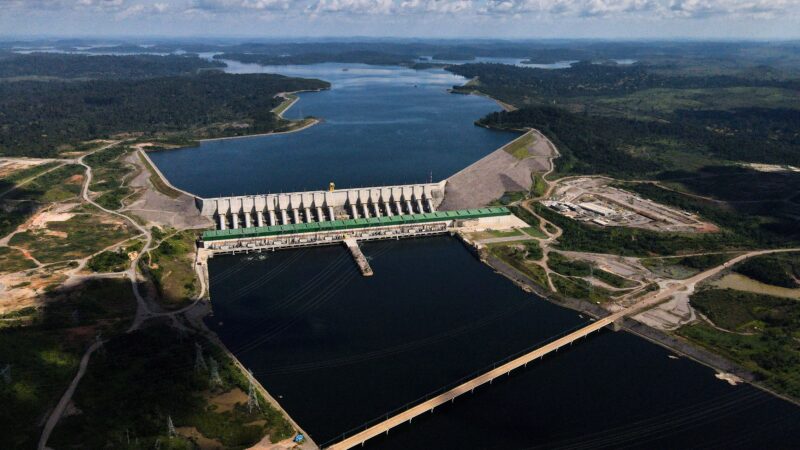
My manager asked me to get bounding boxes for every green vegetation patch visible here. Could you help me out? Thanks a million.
[551,273,613,304]
[0,246,37,273]
[503,132,535,160]
[508,204,540,228]
[0,162,59,184]
[734,254,800,289]
[642,253,736,279]
[50,324,294,450]
[0,164,85,238]
[531,173,548,198]
[9,208,136,263]
[0,278,136,449]
[143,230,199,309]
[488,242,548,289]
[86,145,137,210]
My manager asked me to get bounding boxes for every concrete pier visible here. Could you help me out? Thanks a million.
[344,238,373,277]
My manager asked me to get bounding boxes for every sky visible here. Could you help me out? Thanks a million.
[2,0,799,39]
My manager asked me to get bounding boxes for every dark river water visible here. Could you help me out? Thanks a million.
[148,62,517,197]
[207,238,800,447]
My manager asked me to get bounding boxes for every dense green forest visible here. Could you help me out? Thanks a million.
[449,62,800,104]
[478,106,800,174]
[0,73,329,156]
[0,53,225,80]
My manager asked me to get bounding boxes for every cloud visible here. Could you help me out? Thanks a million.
[2,0,798,21]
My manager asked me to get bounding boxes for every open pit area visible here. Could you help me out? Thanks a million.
[543,177,715,233]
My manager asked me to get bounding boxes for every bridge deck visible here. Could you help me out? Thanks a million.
[325,250,759,449]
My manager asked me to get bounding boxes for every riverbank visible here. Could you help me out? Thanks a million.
[477,244,800,408]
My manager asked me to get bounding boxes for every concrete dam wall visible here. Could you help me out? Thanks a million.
[197,182,446,230]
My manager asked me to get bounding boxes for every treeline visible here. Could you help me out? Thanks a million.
[478,106,800,173]
[0,53,225,80]
[0,73,329,157]
[448,62,800,102]
[216,51,415,66]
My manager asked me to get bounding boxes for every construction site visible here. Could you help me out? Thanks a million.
[542,177,715,233]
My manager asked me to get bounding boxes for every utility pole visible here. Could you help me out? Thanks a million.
[167,416,177,437]
[194,343,207,373]
[246,370,260,413]
[1,364,11,384]
[209,357,223,387]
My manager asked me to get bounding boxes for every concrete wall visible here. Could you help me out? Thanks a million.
[198,181,446,230]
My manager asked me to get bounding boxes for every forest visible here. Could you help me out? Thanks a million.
[0,73,329,157]
[449,62,800,103]
[0,52,225,80]
[478,106,800,172]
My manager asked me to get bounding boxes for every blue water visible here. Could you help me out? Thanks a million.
[147,62,518,197]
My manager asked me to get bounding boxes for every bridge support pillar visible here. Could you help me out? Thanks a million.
[350,204,358,219]
[218,214,226,230]
[304,207,312,223]
[292,209,300,224]
[268,210,276,226]
[361,202,371,218]
[405,200,413,214]
[280,209,289,225]
[316,207,325,222]
[244,212,251,229]
[395,201,403,215]
[328,206,335,221]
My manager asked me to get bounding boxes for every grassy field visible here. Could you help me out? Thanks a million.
[10,207,137,263]
[0,164,85,238]
[0,246,37,273]
[50,323,295,450]
[488,241,549,289]
[85,145,137,210]
[0,278,136,449]
[531,173,548,197]
[551,273,614,304]
[503,132,535,160]
[0,162,60,185]
[143,230,200,309]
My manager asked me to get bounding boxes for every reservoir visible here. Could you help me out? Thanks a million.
[147,62,518,197]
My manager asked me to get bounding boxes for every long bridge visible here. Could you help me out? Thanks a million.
[323,251,762,449]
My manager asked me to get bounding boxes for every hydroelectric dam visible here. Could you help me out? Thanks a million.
[194,181,526,275]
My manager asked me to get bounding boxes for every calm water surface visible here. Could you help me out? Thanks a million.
[148,62,518,196]
[206,238,800,446]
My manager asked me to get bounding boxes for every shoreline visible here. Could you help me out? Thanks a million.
[479,247,800,408]
[189,301,318,448]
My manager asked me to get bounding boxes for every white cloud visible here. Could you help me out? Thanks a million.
[2,0,798,21]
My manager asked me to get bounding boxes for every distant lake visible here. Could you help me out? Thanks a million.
[147,61,518,197]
